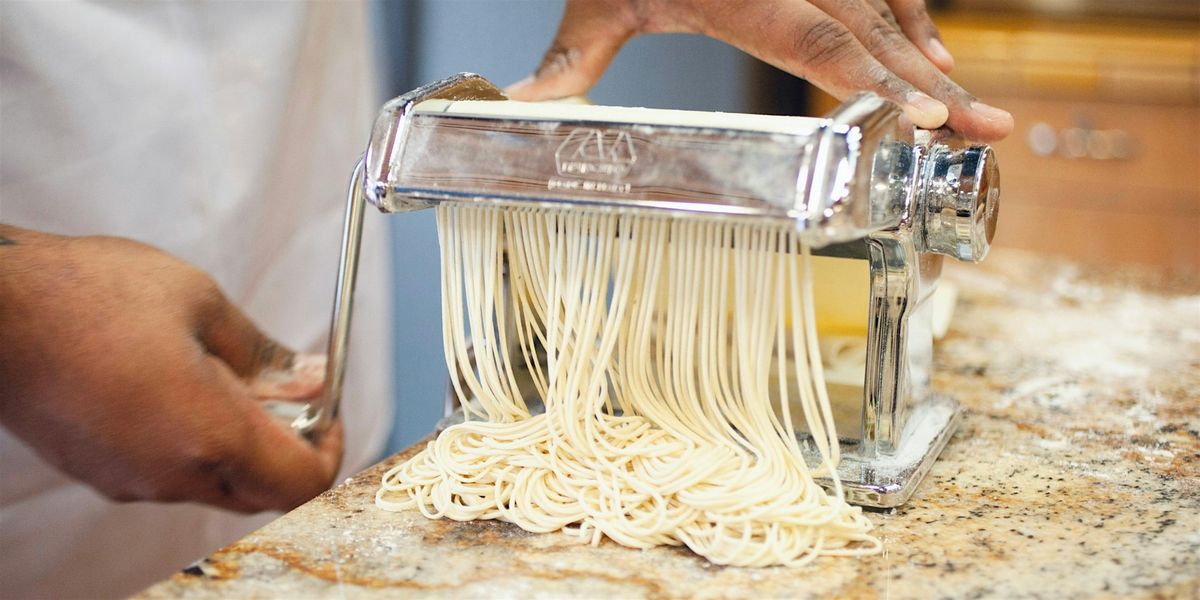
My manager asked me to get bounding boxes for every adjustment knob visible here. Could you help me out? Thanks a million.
[918,145,999,263]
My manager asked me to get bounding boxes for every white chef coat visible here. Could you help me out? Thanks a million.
[0,1,393,597]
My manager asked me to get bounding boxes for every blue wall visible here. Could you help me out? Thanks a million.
[372,0,754,454]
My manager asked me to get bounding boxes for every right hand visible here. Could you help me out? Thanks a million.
[0,225,343,513]
[507,0,1014,142]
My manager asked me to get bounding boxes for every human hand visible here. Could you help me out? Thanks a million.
[0,226,342,513]
[506,0,1013,141]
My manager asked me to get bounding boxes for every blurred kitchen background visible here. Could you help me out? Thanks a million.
[372,0,1200,454]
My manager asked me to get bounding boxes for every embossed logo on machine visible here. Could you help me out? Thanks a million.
[549,128,635,194]
[555,128,636,178]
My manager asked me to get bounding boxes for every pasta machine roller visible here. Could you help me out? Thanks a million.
[296,73,1000,508]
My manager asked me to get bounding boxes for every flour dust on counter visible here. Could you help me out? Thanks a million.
[376,205,879,567]
[136,250,1199,599]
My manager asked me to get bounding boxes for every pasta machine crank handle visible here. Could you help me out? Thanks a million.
[293,73,508,442]
[293,159,367,442]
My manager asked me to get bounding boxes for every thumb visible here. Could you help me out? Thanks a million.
[506,0,634,101]
[194,287,318,398]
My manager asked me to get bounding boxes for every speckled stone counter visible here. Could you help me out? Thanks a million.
[139,250,1200,599]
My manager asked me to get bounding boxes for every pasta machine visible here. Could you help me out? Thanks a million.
[295,73,1000,508]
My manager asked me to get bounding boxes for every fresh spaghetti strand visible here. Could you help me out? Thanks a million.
[377,204,879,567]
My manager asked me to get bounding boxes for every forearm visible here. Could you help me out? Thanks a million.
[0,223,55,245]
[0,224,64,285]
[0,224,67,419]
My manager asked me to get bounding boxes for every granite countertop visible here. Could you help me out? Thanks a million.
[139,250,1200,599]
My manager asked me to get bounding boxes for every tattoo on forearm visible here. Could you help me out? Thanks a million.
[0,236,15,246]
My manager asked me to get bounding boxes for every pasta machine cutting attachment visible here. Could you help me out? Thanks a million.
[296,73,1000,508]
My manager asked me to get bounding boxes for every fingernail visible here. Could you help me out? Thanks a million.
[971,101,1014,124]
[253,353,326,399]
[291,353,327,386]
[904,92,949,130]
[927,38,954,70]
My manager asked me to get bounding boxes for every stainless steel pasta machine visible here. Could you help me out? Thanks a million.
[294,73,1000,508]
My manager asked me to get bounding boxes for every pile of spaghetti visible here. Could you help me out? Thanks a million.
[376,205,879,566]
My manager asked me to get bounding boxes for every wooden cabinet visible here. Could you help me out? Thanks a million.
[810,14,1200,273]
[978,96,1198,272]
[939,14,1200,274]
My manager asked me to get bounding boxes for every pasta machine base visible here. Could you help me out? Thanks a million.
[437,358,963,509]
[813,395,962,508]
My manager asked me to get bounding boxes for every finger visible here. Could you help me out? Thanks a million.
[178,419,341,514]
[129,356,341,513]
[107,480,262,514]
[57,338,314,513]
[699,0,949,129]
[886,0,954,73]
[236,414,344,512]
[505,0,636,101]
[811,0,1013,140]
[128,474,262,514]
[194,285,297,380]
[250,352,325,400]
[201,356,345,512]
[864,0,901,28]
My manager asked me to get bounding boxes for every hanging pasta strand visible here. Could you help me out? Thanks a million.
[377,204,880,566]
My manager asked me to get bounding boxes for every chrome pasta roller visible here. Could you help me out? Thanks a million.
[297,73,1000,508]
